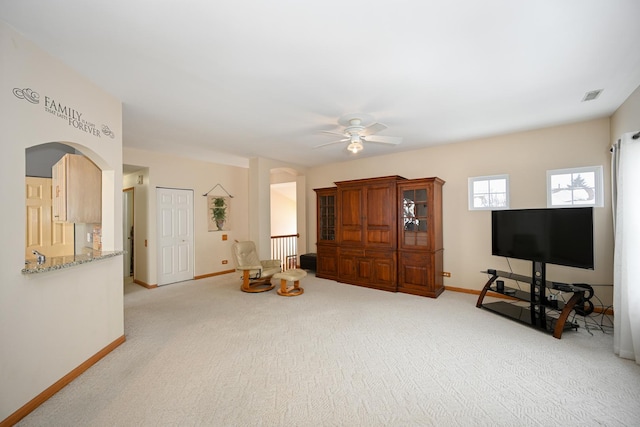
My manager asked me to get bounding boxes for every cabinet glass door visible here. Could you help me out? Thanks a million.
[402,188,428,246]
[319,194,335,241]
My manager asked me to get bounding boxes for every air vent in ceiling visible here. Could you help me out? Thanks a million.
[582,89,603,102]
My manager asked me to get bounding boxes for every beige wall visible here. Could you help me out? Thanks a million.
[611,84,640,140]
[307,117,615,304]
[1,21,123,421]
[120,151,309,285]
[123,147,249,284]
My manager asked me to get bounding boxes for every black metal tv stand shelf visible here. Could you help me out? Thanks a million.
[476,263,588,339]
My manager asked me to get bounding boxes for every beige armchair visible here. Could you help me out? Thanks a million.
[231,241,282,292]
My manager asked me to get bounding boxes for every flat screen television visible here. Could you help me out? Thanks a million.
[491,207,594,270]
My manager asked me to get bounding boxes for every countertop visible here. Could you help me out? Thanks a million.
[22,250,124,274]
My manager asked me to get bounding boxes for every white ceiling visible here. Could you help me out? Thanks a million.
[3,1,640,168]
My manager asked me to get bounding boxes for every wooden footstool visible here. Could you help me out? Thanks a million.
[273,269,306,297]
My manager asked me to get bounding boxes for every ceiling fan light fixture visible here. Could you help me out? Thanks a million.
[314,113,402,154]
[347,141,363,153]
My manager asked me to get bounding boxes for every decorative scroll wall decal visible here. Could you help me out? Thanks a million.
[102,125,115,139]
[11,85,117,139]
[13,88,40,104]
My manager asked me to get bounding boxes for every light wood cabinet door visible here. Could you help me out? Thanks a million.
[52,154,102,223]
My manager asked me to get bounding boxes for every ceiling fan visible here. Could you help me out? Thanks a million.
[314,113,403,154]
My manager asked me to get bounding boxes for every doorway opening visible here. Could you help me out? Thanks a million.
[270,166,305,271]
[25,142,103,261]
[123,187,134,278]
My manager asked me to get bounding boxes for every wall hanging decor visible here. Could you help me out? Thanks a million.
[208,195,230,231]
[203,183,233,232]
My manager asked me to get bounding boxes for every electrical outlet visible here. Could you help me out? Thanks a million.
[222,260,228,265]
[442,271,451,277]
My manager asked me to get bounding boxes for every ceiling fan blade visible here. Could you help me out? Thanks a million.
[314,138,349,148]
[318,130,347,138]
[362,135,403,145]
[361,122,387,136]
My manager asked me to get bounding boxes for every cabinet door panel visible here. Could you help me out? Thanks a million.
[356,257,373,280]
[366,186,392,225]
[341,189,362,225]
[352,249,396,290]
[339,187,363,244]
[315,188,337,242]
[372,257,395,288]
[316,244,338,279]
[398,250,444,297]
[67,154,101,223]
[398,251,432,291]
[338,255,357,280]
[52,154,101,224]
[337,248,364,281]
[403,264,428,287]
[399,185,430,250]
[341,230,363,243]
[366,229,391,245]
[364,184,395,247]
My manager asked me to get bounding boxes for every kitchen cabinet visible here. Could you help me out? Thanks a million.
[52,153,101,223]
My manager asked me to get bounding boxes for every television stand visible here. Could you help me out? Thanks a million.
[476,264,587,339]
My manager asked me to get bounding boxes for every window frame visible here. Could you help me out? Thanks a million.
[546,165,604,208]
[468,174,510,211]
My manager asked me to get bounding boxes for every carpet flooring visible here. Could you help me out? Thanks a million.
[16,273,640,426]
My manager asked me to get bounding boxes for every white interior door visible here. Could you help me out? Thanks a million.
[157,187,194,285]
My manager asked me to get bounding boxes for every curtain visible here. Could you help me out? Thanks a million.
[611,131,640,364]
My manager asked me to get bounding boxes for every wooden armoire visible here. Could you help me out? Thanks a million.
[314,175,445,298]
